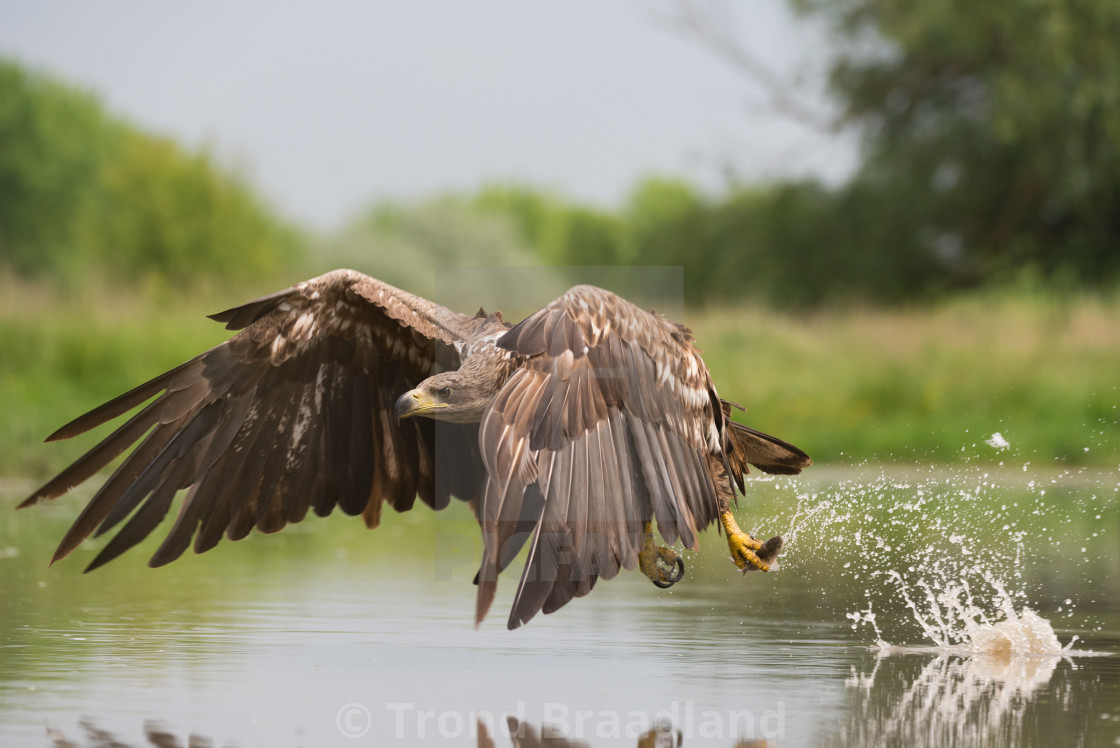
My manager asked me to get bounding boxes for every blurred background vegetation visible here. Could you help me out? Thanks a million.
[2,0,1118,477]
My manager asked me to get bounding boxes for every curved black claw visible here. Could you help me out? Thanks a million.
[651,555,685,589]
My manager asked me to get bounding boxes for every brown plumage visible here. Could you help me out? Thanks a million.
[21,269,810,629]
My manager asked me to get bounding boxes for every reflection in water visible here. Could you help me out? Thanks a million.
[479,716,680,748]
[48,716,775,748]
[835,650,1064,746]
[488,717,766,748]
[48,718,216,748]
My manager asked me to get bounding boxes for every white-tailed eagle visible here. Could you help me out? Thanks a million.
[22,270,811,629]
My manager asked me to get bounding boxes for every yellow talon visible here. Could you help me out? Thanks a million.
[720,511,783,573]
[639,521,685,588]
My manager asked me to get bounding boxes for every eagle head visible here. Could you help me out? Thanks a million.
[394,372,495,424]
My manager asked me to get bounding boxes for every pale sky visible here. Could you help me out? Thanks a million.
[0,0,857,229]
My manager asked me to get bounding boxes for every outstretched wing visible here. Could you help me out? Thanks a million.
[476,286,731,629]
[21,269,486,572]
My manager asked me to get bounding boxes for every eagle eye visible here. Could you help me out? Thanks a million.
[437,386,452,399]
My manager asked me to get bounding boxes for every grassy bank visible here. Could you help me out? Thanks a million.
[1,277,259,479]
[692,291,1120,467]
[3,280,1117,483]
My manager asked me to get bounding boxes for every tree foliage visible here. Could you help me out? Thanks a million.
[314,195,539,302]
[0,59,301,287]
[0,61,116,277]
[81,132,299,286]
[795,0,1120,287]
[466,178,946,306]
[471,185,626,266]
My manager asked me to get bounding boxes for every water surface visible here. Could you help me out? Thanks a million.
[2,465,1118,747]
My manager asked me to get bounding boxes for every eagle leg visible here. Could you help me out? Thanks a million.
[639,521,685,589]
[720,511,783,573]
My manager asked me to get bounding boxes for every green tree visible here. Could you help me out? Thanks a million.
[81,131,299,286]
[317,196,538,301]
[0,58,301,287]
[471,184,555,251]
[0,60,120,277]
[472,183,624,266]
[795,0,1120,286]
[538,204,624,266]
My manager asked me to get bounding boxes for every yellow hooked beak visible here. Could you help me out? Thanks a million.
[393,388,448,419]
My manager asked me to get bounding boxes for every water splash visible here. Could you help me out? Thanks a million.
[761,463,1117,654]
[851,575,1073,656]
[764,461,1118,746]
[986,432,1011,450]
